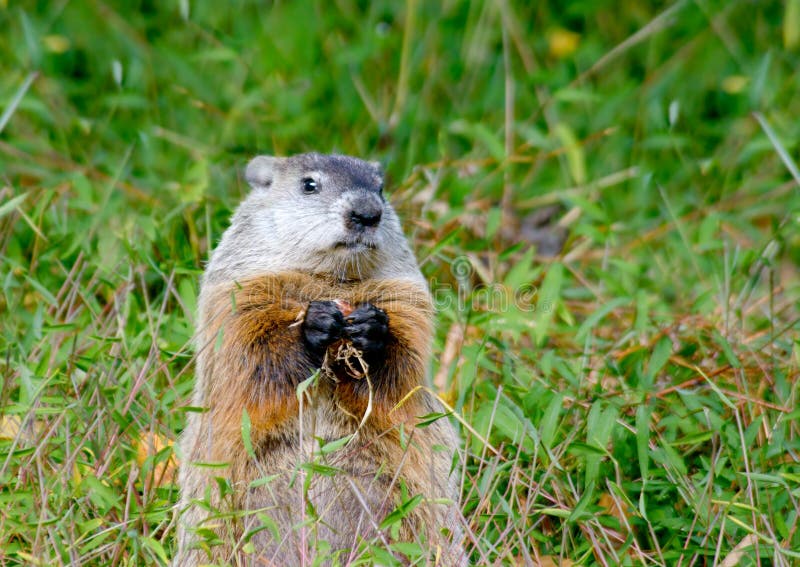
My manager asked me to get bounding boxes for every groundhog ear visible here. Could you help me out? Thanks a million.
[369,160,384,177]
[245,156,278,190]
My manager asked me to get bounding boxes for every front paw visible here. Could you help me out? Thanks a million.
[303,301,346,354]
[343,303,389,355]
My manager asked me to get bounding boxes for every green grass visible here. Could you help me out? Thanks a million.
[1,0,799,565]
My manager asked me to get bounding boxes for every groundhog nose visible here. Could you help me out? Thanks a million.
[349,207,382,228]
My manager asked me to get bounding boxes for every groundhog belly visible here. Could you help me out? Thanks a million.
[238,385,461,563]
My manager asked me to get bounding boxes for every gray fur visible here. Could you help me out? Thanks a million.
[205,153,425,286]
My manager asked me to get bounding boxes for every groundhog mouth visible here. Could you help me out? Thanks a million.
[334,239,378,251]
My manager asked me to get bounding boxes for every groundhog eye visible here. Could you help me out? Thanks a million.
[302,177,318,194]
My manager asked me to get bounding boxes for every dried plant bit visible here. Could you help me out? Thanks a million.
[320,347,339,383]
[334,342,369,379]
[355,374,374,431]
[335,400,358,421]
[289,308,306,328]
[320,340,370,382]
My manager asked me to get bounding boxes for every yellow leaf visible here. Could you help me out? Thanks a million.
[136,432,177,486]
[548,28,580,59]
[785,0,800,50]
[719,534,758,567]
[43,35,71,53]
[722,75,749,94]
[0,416,21,440]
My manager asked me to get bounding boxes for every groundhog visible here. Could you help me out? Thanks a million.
[174,153,466,565]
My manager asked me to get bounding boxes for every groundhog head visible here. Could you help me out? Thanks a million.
[238,153,407,279]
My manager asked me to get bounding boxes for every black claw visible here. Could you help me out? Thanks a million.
[342,303,389,355]
[302,301,346,354]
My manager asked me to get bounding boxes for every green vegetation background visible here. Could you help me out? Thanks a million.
[1,0,799,565]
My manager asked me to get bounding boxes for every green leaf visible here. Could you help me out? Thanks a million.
[78,518,104,534]
[367,545,399,565]
[576,297,630,343]
[485,207,502,239]
[785,0,800,50]
[415,412,449,427]
[635,404,651,483]
[182,158,210,204]
[249,474,281,488]
[472,399,535,454]
[82,477,120,513]
[448,120,505,160]
[540,393,563,450]
[554,123,586,185]
[379,494,424,530]
[390,541,425,559]
[644,336,673,390]
[241,408,255,459]
[656,443,688,476]
[318,435,353,455]
[567,442,607,457]
[567,481,595,523]
[300,462,342,476]
[504,246,536,291]
[584,401,618,486]
[711,330,741,369]
[534,262,564,346]
[141,536,169,565]
[245,513,281,544]
[0,193,28,219]
[539,507,571,518]
[296,370,320,401]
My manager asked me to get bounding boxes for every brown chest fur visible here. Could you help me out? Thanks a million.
[175,272,465,565]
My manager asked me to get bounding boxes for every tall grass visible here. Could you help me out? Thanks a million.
[1,1,798,565]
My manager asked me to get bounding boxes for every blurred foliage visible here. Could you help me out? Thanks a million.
[1,0,799,565]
